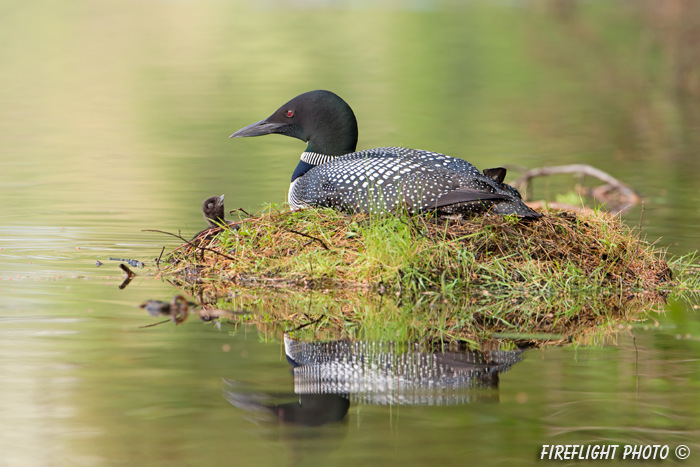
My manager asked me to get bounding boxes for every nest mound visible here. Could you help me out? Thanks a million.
[147,206,700,344]
[163,207,672,302]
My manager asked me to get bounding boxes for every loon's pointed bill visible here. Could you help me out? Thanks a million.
[230,90,540,218]
[230,119,290,138]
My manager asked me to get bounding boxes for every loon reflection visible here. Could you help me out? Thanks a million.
[283,334,523,405]
[224,380,350,427]
[224,334,523,426]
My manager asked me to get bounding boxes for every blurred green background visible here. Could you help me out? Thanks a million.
[2,0,699,246]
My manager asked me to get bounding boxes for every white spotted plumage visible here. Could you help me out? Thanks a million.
[289,147,538,217]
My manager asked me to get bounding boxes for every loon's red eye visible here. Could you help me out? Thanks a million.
[286,110,294,118]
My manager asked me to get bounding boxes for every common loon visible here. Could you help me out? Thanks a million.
[230,90,539,218]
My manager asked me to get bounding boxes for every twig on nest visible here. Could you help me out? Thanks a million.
[143,229,237,261]
[232,207,252,217]
[287,229,330,250]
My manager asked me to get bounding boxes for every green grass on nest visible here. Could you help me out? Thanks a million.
[167,204,678,298]
[158,204,699,346]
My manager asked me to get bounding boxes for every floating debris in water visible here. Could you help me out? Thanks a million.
[118,263,137,290]
[199,307,250,322]
[139,299,172,317]
[139,295,189,325]
[109,257,145,268]
[154,246,166,267]
[138,295,248,326]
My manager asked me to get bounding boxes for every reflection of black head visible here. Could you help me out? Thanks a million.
[223,380,349,427]
[272,394,350,427]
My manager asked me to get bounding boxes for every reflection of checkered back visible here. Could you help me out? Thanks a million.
[284,335,523,406]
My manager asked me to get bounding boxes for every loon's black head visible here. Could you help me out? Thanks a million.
[230,90,358,156]
[202,194,225,226]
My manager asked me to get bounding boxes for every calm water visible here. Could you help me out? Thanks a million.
[1,1,700,465]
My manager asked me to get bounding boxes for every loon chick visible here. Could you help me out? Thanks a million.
[230,90,539,218]
[194,195,240,240]
[202,194,226,228]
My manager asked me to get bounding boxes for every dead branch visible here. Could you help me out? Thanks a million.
[511,164,642,205]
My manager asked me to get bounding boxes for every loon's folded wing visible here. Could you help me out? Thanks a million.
[434,188,507,208]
